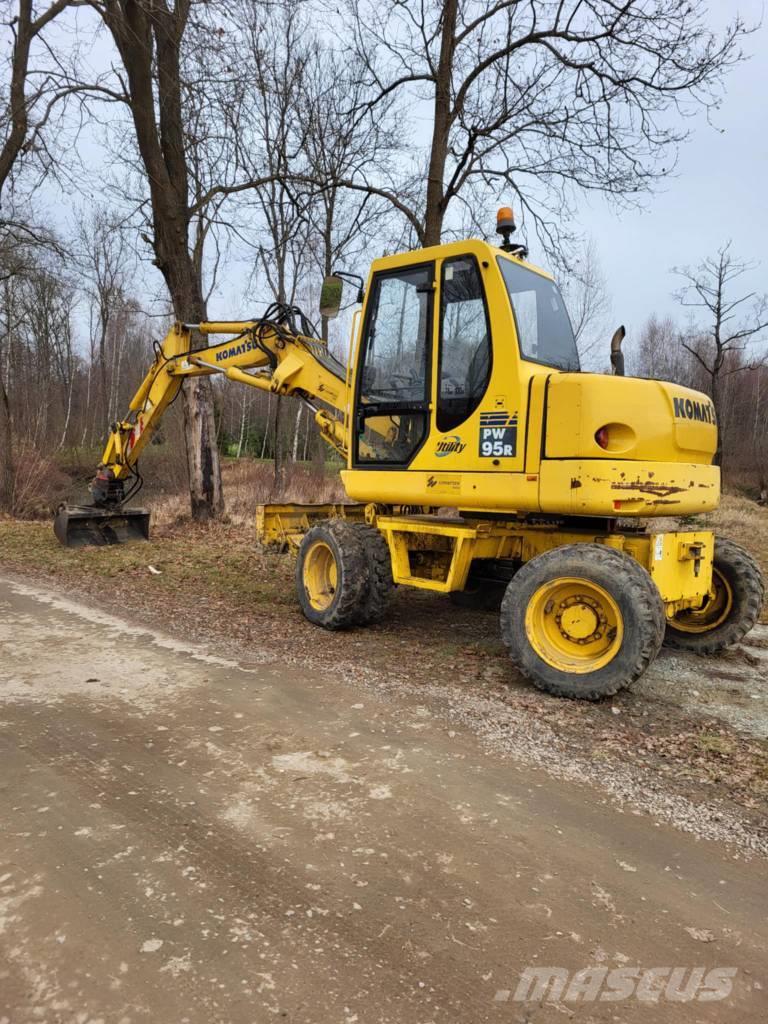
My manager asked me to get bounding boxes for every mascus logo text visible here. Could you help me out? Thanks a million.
[673,396,717,424]
[435,435,466,457]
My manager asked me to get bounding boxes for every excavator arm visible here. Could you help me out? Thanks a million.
[55,306,353,546]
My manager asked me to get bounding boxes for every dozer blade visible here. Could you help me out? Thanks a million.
[53,505,150,548]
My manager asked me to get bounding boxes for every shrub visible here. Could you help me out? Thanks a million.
[10,444,72,519]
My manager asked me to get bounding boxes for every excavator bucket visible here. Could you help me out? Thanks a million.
[53,505,150,548]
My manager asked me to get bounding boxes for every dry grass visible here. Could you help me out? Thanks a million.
[152,459,345,527]
[7,445,72,519]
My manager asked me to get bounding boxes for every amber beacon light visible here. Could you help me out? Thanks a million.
[496,206,527,256]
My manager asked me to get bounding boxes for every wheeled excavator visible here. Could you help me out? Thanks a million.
[54,209,764,700]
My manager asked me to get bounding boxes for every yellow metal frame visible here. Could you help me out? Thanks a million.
[256,503,367,550]
[374,513,714,612]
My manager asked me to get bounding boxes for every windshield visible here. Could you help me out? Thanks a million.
[497,257,580,372]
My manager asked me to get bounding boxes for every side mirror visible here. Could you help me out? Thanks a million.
[610,325,626,377]
[319,274,344,320]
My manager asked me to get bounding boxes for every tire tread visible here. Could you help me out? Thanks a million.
[500,544,665,700]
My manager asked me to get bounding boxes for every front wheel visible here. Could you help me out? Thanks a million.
[296,520,368,629]
[500,544,665,700]
[664,538,764,654]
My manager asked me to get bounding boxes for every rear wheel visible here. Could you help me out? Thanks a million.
[351,523,395,625]
[664,538,764,654]
[296,520,368,629]
[500,544,665,700]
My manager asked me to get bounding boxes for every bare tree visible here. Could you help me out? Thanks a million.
[560,238,611,368]
[76,208,132,430]
[86,0,226,518]
[0,0,73,196]
[629,314,690,383]
[674,243,768,467]
[0,207,69,506]
[344,0,747,250]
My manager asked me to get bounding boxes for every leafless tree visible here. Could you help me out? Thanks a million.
[344,0,748,251]
[674,243,768,467]
[560,238,611,368]
[76,208,131,432]
[82,0,230,519]
[629,314,690,383]
[0,207,70,506]
[0,0,72,195]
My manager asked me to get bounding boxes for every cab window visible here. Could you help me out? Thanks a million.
[497,256,579,372]
[355,264,433,464]
[437,256,491,432]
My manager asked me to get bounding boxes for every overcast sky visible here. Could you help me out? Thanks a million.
[31,1,768,360]
[573,0,768,346]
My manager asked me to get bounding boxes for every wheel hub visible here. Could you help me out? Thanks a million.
[557,596,604,644]
[525,577,623,674]
[303,540,338,611]
[669,568,733,634]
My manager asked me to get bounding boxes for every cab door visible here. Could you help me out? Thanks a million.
[353,262,435,467]
[433,254,492,438]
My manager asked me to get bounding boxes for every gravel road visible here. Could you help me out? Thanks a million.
[1,575,766,1022]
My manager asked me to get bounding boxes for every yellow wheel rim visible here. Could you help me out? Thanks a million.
[303,540,338,611]
[525,577,623,674]
[669,568,733,634]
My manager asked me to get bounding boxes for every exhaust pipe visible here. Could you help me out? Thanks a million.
[53,504,150,548]
[610,325,626,376]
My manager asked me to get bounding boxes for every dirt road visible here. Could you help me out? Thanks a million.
[1,575,766,1023]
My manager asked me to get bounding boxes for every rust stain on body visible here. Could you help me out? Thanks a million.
[609,480,688,498]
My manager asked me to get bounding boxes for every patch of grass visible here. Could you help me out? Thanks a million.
[0,517,296,607]
[695,731,737,757]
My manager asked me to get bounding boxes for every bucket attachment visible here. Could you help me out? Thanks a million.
[53,505,150,548]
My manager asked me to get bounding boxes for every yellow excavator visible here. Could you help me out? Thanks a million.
[54,209,764,699]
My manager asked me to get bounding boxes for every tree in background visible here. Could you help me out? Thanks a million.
[346,0,748,253]
[0,0,73,194]
[1,0,764,513]
[0,210,70,509]
[674,243,768,467]
[561,238,611,368]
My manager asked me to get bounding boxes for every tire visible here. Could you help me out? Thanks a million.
[296,519,368,630]
[500,544,665,700]
[664,537,765,654]
[350,523,395,625]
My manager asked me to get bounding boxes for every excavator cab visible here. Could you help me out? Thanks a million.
[338,237,718,518]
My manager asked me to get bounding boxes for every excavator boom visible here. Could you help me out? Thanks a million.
[54,305,349,547]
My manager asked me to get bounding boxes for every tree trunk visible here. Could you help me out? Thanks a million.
[0,377,13,510]
[711,370,724,469]
[101,0,223,520]
[423,0,458,247]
